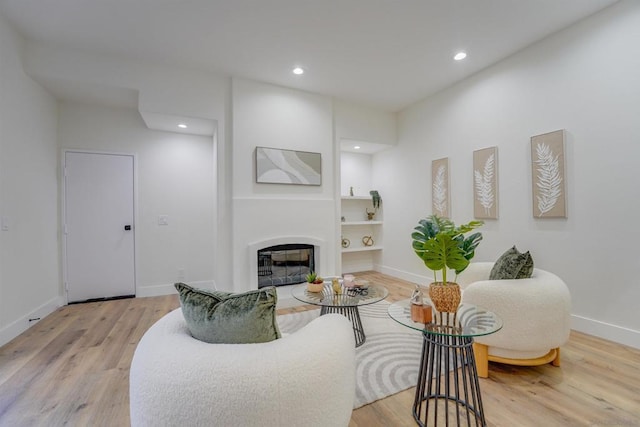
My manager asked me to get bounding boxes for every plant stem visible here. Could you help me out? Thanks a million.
[440,237,447,284]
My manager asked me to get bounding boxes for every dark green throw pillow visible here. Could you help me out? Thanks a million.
[489,246,534,280]
[175,283,281,344]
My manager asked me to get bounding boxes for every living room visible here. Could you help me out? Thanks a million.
[1,0,639,425]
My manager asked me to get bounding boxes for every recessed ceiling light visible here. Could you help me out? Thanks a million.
[454,52,467,61]
[292,67,304,75]
[354,146,361,150]
[178,123,187,129]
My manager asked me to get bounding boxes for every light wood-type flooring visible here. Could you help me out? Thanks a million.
[1,272,639,426]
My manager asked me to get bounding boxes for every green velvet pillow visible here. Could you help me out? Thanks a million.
[175,283,281,344]
[489,246,534,280]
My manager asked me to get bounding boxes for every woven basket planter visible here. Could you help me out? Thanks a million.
[307,282,324,293]
[428,282,461,313]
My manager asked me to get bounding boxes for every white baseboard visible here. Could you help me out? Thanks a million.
[572,314,640,350]
[136,280,216,298]
[342,260,375,274]
[0,296,65,347]
[136,280,304,310]
[376,264,433,285]
[377,266,640,350]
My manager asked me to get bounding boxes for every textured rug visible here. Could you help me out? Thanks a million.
[277,301,423,408]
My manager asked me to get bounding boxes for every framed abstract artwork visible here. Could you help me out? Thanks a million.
[255,147,322,186]
[473,147,498,219]
[531,130,566,218]
[431,157,450,218]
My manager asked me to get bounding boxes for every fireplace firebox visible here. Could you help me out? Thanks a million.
[257,244,315,288]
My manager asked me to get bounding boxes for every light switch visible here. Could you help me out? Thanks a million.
[158,215,169,226]
[1,216,9,231]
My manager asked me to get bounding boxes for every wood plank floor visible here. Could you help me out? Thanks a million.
[1,272,639,426]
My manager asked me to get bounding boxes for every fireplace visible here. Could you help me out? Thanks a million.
[257,244,315,288]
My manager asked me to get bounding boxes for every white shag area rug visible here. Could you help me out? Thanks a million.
[278,301,423,409]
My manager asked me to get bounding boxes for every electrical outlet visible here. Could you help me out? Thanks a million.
[177,268,185,281]
[158,215,169,226]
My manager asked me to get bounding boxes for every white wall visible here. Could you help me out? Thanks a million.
[334,99,396,146]
[379,1,640,348]
[340,152,373,197]
[22,42,235,289]
[0,15,61,346]
[231,78,337,292]
[57,103,215,296]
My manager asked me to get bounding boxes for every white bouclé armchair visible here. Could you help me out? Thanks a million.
[457,262,572,378]
[130,309,356,427]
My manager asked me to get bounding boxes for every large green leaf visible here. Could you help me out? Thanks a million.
[455,220,484,235]
[453,232,483,274]
[420,233,470,282]
[411,214,483,280]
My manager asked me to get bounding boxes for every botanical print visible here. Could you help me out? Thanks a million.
[431,158,450,218]
[473,147,498,219]
[531,130,566,218]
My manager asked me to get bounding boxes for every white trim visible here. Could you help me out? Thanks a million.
[342,221,383,225]
[342,246,383,253]
[233,196,335,202]
[378,265,640,350]
[340,196,371,200]
[0,296,64,347]
[342,259,376,274]
[377,264,433,286]
[572,314,640,350]
[136,280,216,298]
[248,236,326,290]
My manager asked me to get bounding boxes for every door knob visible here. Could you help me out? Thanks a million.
[124,225,132,231]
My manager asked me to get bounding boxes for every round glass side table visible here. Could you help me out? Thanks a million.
[292,282,388,347]
[388,299,502,427]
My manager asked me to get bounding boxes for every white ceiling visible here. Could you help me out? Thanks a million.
[0,0,618,112]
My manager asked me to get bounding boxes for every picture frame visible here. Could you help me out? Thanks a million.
[473,147,498,219]
[255,147,322,186]
[431,157,450,218]
[531,130,567,218]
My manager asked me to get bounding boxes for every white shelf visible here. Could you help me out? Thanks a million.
[340,191,382,272]
[342,221,382,226]
[341,196,371,200]
[342,246,383,253]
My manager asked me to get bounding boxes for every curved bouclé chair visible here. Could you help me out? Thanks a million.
[130,309,356,427]
[457,262,572,378]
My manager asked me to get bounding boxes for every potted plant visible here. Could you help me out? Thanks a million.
[411,215,483,312]
[367,190,382,220]
[305,271,324,293]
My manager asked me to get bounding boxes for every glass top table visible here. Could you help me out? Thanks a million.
[292,282,388,347]
[291,282,388,308]
[388,299,502,337]
[388,299,502,427]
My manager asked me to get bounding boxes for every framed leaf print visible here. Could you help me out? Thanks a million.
[431,157,450,218]
[473,147,498,219]
[531,130,566,218]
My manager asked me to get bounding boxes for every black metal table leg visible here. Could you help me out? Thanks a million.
[320,305,366,347]
[413,332,487,426]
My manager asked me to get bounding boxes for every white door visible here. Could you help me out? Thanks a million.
[64,151,135,303]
